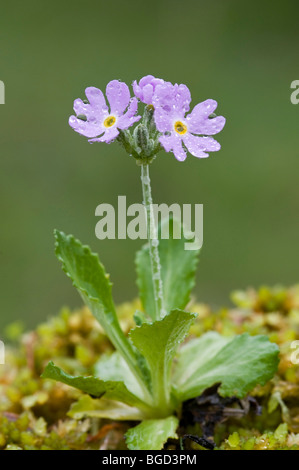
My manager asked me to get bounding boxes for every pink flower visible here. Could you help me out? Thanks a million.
[133,75,166,105]
[153,82,226,161]
[69,80,141,143]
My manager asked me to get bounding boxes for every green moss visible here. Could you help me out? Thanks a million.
[1,286,299,449]
[228,432,240,448]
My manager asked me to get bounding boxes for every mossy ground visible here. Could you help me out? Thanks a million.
[1,286,299,450]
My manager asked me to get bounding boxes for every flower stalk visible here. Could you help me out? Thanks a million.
[140,163,166,321]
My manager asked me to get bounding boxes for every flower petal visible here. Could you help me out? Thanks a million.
[173,135,187,161]
[189,99,218,117]
[139,75,156,87]
[154,107,173,132]
[73,99,94,119]
[159,134,174,152]
[69,115,104,138]
[159,133,187,162]
[153,82,177,114]
[187,99,226,135]
[133,76,165,104]
[153,84,170,111]
[191,115,226,136]
[117,98,141,130]
[106,80,130,116]
[89,126,119,143]
[85,87,108,112]
[69,87,108,137]
[183,133,221,158]
[141,84,156,104]
[173,83,191,113]
[153,82,191,116]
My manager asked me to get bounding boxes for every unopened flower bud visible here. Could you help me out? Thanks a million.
[134,124,150,155]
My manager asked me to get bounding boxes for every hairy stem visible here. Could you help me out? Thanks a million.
[140,163,166,321]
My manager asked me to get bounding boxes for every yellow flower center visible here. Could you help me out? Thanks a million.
[174,120,187,135]
[103,115,116,128]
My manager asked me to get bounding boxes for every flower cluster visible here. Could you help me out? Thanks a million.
[69,75,226,162]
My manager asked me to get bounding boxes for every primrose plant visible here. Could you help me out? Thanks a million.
[42,76,279,450]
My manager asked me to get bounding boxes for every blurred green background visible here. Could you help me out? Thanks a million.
[1,0,299,331]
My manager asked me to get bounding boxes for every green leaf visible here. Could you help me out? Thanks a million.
[173,332,280,401]
[136,217,200,320]
[54,230,118,333]
[54,230,151,403]
[68,395,145,421]
[133,310,147,326]
[172,331,231,386]
[125,416,179,450]
[41,361,148,410]
[130,309,196,413]
[94,352,145,400]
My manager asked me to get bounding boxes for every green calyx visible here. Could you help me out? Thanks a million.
[117,105,162,165]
